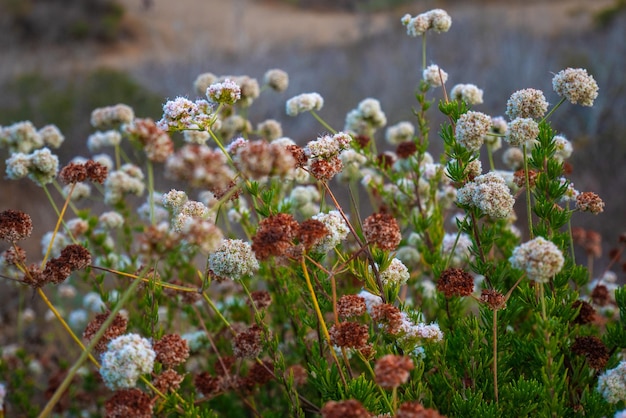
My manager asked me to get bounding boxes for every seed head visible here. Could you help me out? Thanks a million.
[320,399,371,418]
[105,389,153,418]
[363,212,401,251]
[576,192,604,215]
[437,268,474,298]
[232,324,263,359]
[571,336,609,370]
[329,322,369,349]
[480,289,506,310]
[337,295,367,319]
[0,210,33,242]
[153,334,190,368]
[374,354,414,389]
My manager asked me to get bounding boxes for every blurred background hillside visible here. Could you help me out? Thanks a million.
[0,0,625,270]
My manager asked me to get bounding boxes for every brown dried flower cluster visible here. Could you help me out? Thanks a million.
[572,227,602,258]
[513,169,538,188]
[296,219,328,249]
[247,290,272,310]
[437,268,474,298]
[571,336,609,370]
[576,191,604,214]
[125,118,174,162]
[285,364,308,386]
[251,213,299,260]
[591,285,611,307]
[25,244,91,287]
[374,354,414,389]
[329,322,369,349]
[153,334,190,368]
[83,312,128,353]
[239,360,275,392]
[309,156,343,181]
[396,401,447,418]
[233,140,296,180]
[370,303,403,335]
[0,209,33,242]
[59,160,109,184]
[337,295,367,319]
[363,212,401,251]
[286,144,308,168]
[320,399,371,418]
[396,140,418,159]
[233,324,263,358]
[105,388,153,418]
[153,369,185,394]
[572,300,596,325]
[377,152,396,169]
[480,289,507,311]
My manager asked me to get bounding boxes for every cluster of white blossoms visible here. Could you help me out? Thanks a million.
[376,258,410,288]
[157,97,216,131]
[401,9,451,37]
[0,121,64,153]
[502,147,524,171]
[99,211,125,229]
[305,132,352,159]
[455,111,492,151]
[86,130,122,152]
[206,78,241,105]
[385,121,415,145]
[288,185,321,218]
[338,149,367,182]
[506,88,549,120]
[90,104,134,128]
[208,239,259,280]
[509,236,564,283]
[172,200,210,232]
[553,135,573,161]
[285,92,324,116]
[441,232,473,268]
[505,117,539,148]
[396,313,444,349]
[310,210,350,254]
[344,98,387,136]
[5,147,59,186]
[552,67,599,106]
[422,64,448,88]
[457,172,515,219]
[100,333,156,390]
[104,163,145,204]
[450,83,484,105]
[257,119,283,141]
[597,361,626,404]
[263,68,289,92]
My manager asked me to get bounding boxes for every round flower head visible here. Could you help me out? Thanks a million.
[378,258,410,288]
[506,88,548,120]
[423,64,448,87]
[0,120,43,153]
[193,72,217,95]
[286,93,324,116]
[208,239,259,280]
[206,78,241,105]
[553,135,573,161]
[257,119,283,141]
[385,121,415,145]
[450,84,484,105]
[38,124,65,148]
[597,361,626,404]
[100,333,156,390]
[87,130,122,152]
[506,117,539,148]
[502,147,524,171]
[264,68,289,92]
[458,172,515,219]
[5,152,31,180]
[28,147,59,186]
[455,111,492,151]
[91,104,134,128]
[310,210,350,254]
[509,236,564,283]
[552,67,598,106]
[402,13,430,37]
[427,9,452,32]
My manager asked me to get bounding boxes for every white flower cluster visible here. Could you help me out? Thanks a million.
[285,92,324,116]
[5,147,59,186]
[506,88,548,120]
[162,189,189,213]
[193,72,218,95]
[506,117,539,148]
[344,98,387,136]
[264,68,289,92]
[40,230,69,258]
[401,9,451,37]
[455,111,492,151]
[450,84,484,105]
[509,236,564,283]
[441,232,473,268]
[0,121,43,153]
[553,135,573,161]
[289,185,321,218]
[206,78,241,104]
[457,172,515,219]
[99,211,125,229]
[104,164,145,204]
[397,313,444,348]
[172,200,210,232]
[422,64,448,87]
[87,130,122,152]
[385,121,415,145]
[377,258,410,288]
[257,119,283,141]
[100,333,156,390]
[338,149,367,182]
[182,330,210,352]
[310,210,350,254]
[597,361,626,404]
[208,239,259,280]
[552,67,599,107]
[90,104,134,128]
[305,132,352,159]
[158,97,217,131]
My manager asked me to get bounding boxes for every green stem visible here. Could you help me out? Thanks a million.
[522,144,534,240]
[114,143,121,170]
[567,201,575,263]
[540,97,566,124]
[487,144,495,172]
[310,110,336,134]
[493,309,499,403]
[540,282,547,321]
[202,291,235,335]
[42,183,75,266]
[146,159,155,226]
[421,34,427,71]
[42,184,61,218]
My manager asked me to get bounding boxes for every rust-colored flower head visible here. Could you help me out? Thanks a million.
[194,372,222,397]
[285,364,308,386]
[0,210,33,243]
[377,152,396,169]
[105,388,153,418]
[285,144,308,169]
[59,162,88,184]
[320,399,371,418]
[437,268,474,298]
[309,155,343,181]
[591,285,610,306]
[251,213,299,260]
[329,322,369,349]
[513,169,537,188]
[232,324,263,359]
[296,219,328,250]
[153,334,190,368]
[214,356,236,377]
[396,141,418,159]
[2,245,26,265]
[572,300,596,325]
[337,295,367,319]
[576,191,604,215]
[571,336,609,370]
[153,369,185,394]
[42,257,72,285]
[23,263,46,288]
[363,212,401,251]
[370,303,403,335]
[83,312,128,353]
[239,360,274,391]
[85,160,109,184]
[479,289,506,311]
[374,354,414,389]
[247,290,272,310]
[396,401,447,418]
[60,244,92,270]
